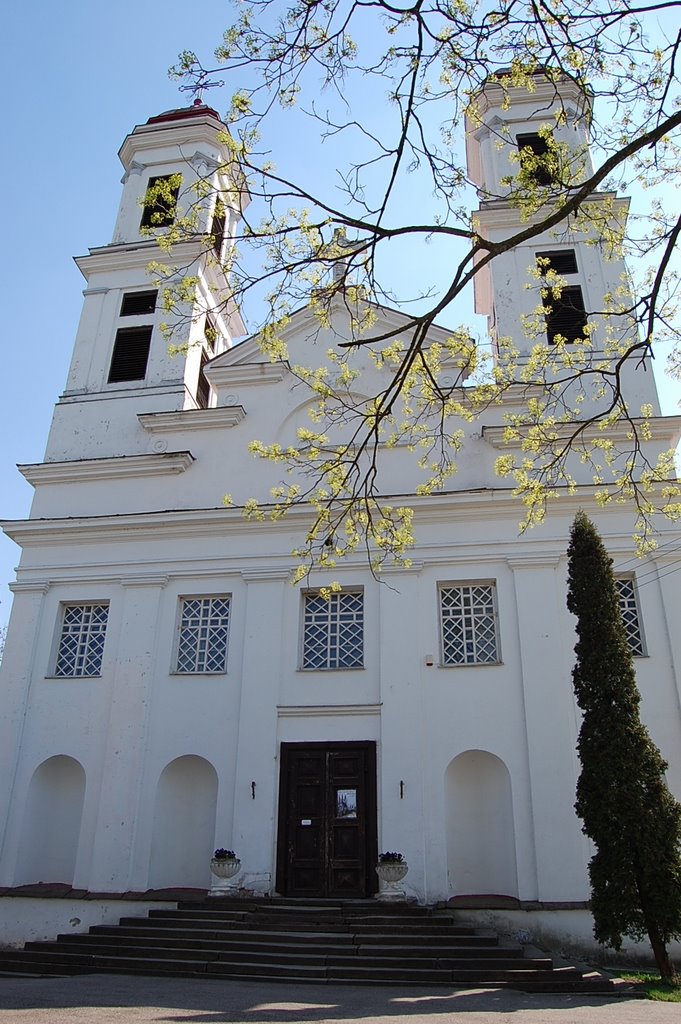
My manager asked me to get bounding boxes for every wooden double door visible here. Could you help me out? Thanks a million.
[276,742,378,898]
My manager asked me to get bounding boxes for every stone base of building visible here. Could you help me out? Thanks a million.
[447,900,681,968]
[1,890,680,968]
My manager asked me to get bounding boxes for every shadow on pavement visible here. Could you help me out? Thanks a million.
[0,974,651,1022]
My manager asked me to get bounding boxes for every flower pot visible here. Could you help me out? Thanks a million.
[209,856,241,895]
[375,860,408,900]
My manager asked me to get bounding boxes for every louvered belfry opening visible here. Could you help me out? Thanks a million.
[108,326,153,383]
[120,290,157,317]
[535,250,588,344]
[535,250,578,276]
[544,285,588,344]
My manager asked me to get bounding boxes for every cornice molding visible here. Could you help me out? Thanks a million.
[474,193,629,236]
[118,117,229,167]
[241,568,292,582]
[482,415,681,449]
[75,240,205,278]
[3,482,670,550]
[58,384,184,406]
[121,574,170,589]
[469,76,592,121]
[207,362,290,388]
[18,452,194,486]
[375,561,424,575]
[506,554,562,570]
[138,407,246,433]
[8,581,50,595]
[277,703,382,718]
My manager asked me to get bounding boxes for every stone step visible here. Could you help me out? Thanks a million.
[59,932,517,958]
[0,897,615,993]
[32,940,545,973]
[142,917,477,937]
[94,922,500,947]
[176,901,450,917]
[175,904,462,924]
[150,907,462,923]
[0,947,555,984]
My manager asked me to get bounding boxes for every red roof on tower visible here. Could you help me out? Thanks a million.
[146,99,222,126]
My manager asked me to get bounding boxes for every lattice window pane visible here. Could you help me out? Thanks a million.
[302,591,363,669]
[440,585,499,665]
[616,577,645,656]
[176,597,231,673]
[55,604,109,677]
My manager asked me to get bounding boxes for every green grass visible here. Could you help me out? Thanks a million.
[617,972,681,1001]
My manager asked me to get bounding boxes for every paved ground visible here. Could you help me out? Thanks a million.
[0,975,678,1024]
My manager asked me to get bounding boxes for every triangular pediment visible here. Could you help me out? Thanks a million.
[209,295,465,376]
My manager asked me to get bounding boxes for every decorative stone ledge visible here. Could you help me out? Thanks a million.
[138,407,246,433]
[0,884,207,901]
[446,894,590,911]
[482,415,681,449]
[19,452,194,485]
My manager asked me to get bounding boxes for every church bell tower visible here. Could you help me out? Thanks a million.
[43,101,248,464]
[465,73,660,416]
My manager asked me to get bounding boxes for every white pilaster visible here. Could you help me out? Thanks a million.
[86,575,167,891]
[509,555,589,901]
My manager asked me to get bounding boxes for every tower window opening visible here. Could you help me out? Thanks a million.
[544,285,588,345]
[140,174,181,228]
[120,290,158,317]
[516,132,553,186]
[108,326,153,382]
[210,199,227,257]
[196,350,211,409]
[204,313,218,352]
[536,250,578,276]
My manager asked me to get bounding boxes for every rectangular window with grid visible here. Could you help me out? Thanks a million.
[302,591,364,669]
[176,597,231,673]
[55,603,109,677]
[440,584,499,665]
[616,577,645,656]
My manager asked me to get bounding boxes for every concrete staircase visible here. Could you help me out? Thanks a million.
[0,898,614,991]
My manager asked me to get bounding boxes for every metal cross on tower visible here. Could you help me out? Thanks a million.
[179,71,224,104]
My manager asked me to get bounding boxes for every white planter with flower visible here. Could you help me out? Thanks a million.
[375,852,408,901]
[209,848,241,896]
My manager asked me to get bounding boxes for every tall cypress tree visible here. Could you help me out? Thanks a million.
[567,510,681,983]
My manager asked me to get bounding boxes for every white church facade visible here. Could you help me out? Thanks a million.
[1,77,680,956]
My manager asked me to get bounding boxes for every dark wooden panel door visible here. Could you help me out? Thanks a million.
[277,742,377,898]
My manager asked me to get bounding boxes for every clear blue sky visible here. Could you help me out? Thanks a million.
[2,2,679,632]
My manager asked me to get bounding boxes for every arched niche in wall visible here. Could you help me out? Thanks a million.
[148,755,218,889]
[15,755,86,885]
[275,391,372,448]
[445,749,518,898]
